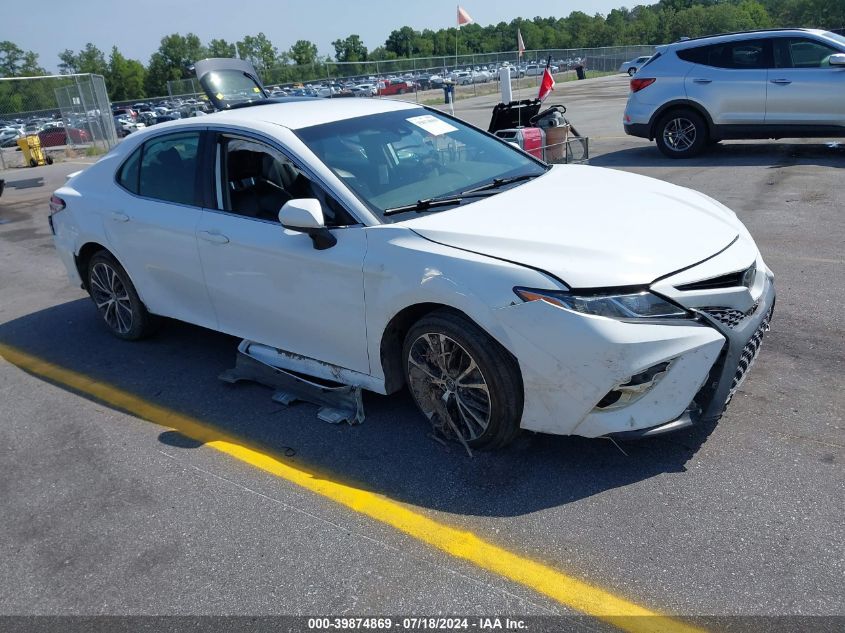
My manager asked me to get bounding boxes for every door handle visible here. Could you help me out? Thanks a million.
[198,230,229,244]
[110,211,129,222]
[692,78,712,84]
[770,78,792,85]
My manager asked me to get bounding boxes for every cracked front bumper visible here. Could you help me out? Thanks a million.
[492,270,776,439]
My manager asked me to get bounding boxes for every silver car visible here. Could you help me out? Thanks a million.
[619,55,653,76]
[623,29,845,157]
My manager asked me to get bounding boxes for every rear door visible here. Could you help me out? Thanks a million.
[682,38,771,125]
[766,36,845,126]
[107,130,218,329]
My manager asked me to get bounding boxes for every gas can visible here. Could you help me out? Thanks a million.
[493,127,546,161]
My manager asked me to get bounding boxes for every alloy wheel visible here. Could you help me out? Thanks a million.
[89,262,134,335]
[407,333,491,442]
[662,117,697,152]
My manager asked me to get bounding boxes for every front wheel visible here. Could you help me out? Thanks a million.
[87,251,157,340]
[403,310,523,450]
[627,67,637,76]
[655,108,708,158]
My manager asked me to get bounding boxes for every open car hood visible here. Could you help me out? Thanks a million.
[194,58,269,110]
[403,165,743,288]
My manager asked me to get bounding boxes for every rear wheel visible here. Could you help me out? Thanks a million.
[87,251,157,340]
[627,67,637,76]
[403,310,523,450]
[655,108,708,158]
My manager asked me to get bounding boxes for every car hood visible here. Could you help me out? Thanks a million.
[402,165,743,288]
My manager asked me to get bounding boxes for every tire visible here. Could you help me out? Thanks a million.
[29,158,37,167]
[87,251,157,340]
[627,67,637,76]
[45,156,54,165]
[654,108,708,158]
[402,310,523,450]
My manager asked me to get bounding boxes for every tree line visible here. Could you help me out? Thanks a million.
[0,0,842,107]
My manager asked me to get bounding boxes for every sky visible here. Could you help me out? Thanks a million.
[10,0,651,72]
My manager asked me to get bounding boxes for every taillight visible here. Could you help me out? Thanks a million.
[49,195,66,214]
[630,78,656,93]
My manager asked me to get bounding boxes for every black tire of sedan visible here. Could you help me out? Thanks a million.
[403,310,523,450]
[627,67,637,76]
[655,108,708,158]
[87,251,156,340]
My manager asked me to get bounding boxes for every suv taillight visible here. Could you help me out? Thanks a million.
[630,78,656,93]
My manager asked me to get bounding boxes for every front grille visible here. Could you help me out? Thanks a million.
[702,302,758,329]
[725,307,773,405]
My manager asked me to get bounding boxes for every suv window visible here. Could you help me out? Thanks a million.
[138,132,200,206]
[773,37,841,68]
[677,39,772,69]
[217,135,354,227]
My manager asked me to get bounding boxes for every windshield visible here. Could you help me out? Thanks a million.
[295,108,547,221]
[822,31,845,48]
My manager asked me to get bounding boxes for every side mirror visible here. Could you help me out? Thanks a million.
[278,198,337,250]
[829,53,845,67]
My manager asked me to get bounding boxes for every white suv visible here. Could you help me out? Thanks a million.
[623,29,845,157]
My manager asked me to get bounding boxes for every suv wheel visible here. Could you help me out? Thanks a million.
[655,108,708,158]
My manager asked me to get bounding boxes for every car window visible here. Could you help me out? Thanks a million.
[117,146,141,194]
[774,37,841,68]
[677,39,772,69]
[138,132,200,206]
[217,135,354,227]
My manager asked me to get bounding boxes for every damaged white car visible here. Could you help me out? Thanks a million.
[49,60,775,449]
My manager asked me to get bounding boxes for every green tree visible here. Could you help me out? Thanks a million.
[237,33,278,74]
[106,47,146,100]
[207,38,236,58]
[57,43,108,76]
[0,41,45,77]
[289,39,318,65]
[332,35,368,62]
[145,33,207,96]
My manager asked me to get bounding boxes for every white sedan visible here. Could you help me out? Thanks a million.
[49,94,775,449]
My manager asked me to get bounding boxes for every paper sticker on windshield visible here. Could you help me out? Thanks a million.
[407,115,458,136]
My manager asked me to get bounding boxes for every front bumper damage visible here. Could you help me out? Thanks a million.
[493,269,776,439]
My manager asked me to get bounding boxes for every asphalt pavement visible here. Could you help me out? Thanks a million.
[0,75,842,625]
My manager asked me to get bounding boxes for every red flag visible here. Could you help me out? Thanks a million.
[517,29,525,58]
[538,65,555,101]
[457,5,473,27]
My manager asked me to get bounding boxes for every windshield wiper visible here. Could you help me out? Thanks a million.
[382,172,544,217]
[460,172,542,195]
[383,196,465,216]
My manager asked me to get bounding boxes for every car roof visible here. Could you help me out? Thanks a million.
[670,28,831,50]
[204,97,421,130]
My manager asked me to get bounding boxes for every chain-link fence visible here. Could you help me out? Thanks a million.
[0,73,117,169]
[146,44,655,107]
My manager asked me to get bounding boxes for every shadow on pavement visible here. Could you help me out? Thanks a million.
[591,140,845,169]
[0,298,723,518]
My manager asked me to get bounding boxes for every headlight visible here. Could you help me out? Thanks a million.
[514,287,691,319]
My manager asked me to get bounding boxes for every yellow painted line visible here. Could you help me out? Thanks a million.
[0,342,705,633]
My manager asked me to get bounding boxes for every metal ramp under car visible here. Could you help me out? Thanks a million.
[219,340,365,425]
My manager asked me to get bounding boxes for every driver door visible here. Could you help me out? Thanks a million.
[195,132,370,374]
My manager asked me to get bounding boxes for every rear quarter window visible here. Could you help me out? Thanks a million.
[116,146,141,194]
